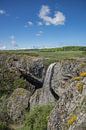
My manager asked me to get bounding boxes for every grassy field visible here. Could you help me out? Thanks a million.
[0,46,86,65]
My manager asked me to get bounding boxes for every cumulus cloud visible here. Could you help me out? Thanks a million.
[36,31,43,36]
[39,5,66,26]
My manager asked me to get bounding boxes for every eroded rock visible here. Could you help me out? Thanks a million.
[48,77,86,130]
[7,88,30,124]
[30,59,86,107]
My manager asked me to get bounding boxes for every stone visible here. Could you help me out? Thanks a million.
[47,79,86,130]
[30,63,57,107]
[30,59,86,107]
[7,88,30,123]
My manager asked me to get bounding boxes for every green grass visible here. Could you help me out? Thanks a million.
[0,47,86,66]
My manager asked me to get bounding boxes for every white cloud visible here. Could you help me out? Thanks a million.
[10,35,18,48]
[36,30,43,36]
[39,5,66,26]
[0,9,6,15]
[0,42,6,50]
[27,21,33,26]
[24,21,33,28]
[0,9,10,16]
[38,21,43,26]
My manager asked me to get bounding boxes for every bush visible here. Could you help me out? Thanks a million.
[0,122,11,130]
[0,67,26,96]
[0,122,7,130]
[24,104,53,130]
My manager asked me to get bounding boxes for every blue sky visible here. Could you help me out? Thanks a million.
[0,0,86,49]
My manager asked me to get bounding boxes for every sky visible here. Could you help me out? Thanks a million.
[0,0,86,50]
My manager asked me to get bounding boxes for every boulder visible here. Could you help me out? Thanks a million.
[7,88,30,124]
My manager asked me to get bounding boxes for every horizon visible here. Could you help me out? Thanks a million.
[0,45,86,51]
[0,0,86,50]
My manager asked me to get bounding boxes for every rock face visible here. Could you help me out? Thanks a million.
[30,63,57,107]
[7,88,30,123]
[30,59,86,107]
[0,54,86,130]
[48,77,86,130]
[7,55,45,80]
[11,56,45,93]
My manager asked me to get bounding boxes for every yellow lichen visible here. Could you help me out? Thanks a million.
[76,82,83,93]
[67,115,77,125]
[80,72,86,77]
[73,76,81,81]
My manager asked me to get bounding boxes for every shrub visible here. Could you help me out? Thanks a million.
[24,104,53,130]
[0,66,26,96]
[0,121,10,130]
[67,115,77,125]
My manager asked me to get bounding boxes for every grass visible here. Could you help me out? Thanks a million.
[0,49,86,66]
[17,104,54,130]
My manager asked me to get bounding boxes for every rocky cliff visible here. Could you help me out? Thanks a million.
[0,54,86,130]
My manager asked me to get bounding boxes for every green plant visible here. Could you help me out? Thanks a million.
[0,122,7,130]
[23,104,53,130]
[0,66,26,96]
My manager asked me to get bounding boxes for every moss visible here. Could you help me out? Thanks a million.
[67,115,77,125]
[76,82,83,93]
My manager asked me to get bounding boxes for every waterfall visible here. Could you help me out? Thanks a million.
[43,63,56,88]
